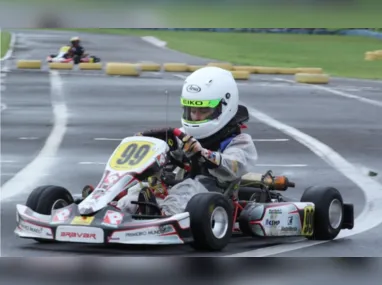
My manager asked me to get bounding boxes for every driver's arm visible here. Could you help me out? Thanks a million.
[136,128,180,151]
[203,133,258,182]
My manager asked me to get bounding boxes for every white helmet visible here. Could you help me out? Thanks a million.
[180,66,239,139]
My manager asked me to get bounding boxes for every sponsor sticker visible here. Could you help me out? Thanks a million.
[102,210,124,227]
[281,226,298,232]
[18,220,53,237]
[56,226,103,243]
[268,208,282,214]
[125,225,174,238]
[20,221,43,234]
[52,208,71,224]
[71,216,95,225]
[265,219,280,226]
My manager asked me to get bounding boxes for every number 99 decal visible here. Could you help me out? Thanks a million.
[302,205,314,236]
[109,141,155,171]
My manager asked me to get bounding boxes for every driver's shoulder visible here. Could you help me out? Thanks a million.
[231,132,254,143]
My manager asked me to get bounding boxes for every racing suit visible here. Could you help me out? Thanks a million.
[117,125,258,216]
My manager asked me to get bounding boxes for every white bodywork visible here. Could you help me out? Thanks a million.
[15,204,190,244]
[14,134,314,244]
[48,46,71,62]
[49,56,68,62]
[78,136,169,214]
[14,136,192,245]
[250,202,315,237]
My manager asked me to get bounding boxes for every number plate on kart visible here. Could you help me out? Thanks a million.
[109,141,156,171]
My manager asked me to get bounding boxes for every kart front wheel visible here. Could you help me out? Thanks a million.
[25,185,74,243]
[185,192,233,251]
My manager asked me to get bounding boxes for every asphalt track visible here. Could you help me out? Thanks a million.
[1,29,382,257]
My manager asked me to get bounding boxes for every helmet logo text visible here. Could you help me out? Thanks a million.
[186,85,201,93]
[183,99,204,106]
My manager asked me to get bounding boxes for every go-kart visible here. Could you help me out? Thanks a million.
[46,46,101,64]
[14,128,354,251]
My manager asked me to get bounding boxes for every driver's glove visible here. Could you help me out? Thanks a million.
[181,135,202,155]
[182,135,221,168]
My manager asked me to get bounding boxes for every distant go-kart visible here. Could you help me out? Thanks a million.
[15,124,354,251]
[46,46,101,64]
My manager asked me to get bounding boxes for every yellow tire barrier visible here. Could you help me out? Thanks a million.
[163,63,189,72]
[231,71,250,80]
[233,66,257,73]
[79,63,103,70]
[207,62,233,70]
[187,65,205,72]
[296,67,323,74]
[276,67,300,75]
[254,67,280,74]
[105,63,141,76]
[138,62,161,71]
[17,60,42,69]
[365,51,382,61]
[295,73,329,84]
[48,62,73,70]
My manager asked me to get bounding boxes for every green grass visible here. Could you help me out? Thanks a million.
[52,29,382,79]
[0,31,11,58]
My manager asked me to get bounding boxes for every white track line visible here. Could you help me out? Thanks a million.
[275,78,382,108]
[0,70,68,201]
[94,138,122,141]
[0,103,6,112]
[18,137,39,140]
[253,139,289,142]
[256,164,307,167]
[93,138,289,142]
[226,105,382,256]
[78,161,106,165]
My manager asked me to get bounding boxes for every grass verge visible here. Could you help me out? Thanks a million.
[0,31,11,59]
[56,29,382,79]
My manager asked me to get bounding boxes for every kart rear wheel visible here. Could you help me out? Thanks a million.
[91,56,101,63]
[185,192,233,251]
[300,186,344,240]
[25,185,74,243]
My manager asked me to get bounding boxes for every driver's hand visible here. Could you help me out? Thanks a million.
[181,135,202,155]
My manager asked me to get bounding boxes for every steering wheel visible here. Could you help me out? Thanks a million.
[161,128,202,185]
[171,128,202,166]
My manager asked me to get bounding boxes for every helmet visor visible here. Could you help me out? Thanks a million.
[181,97,222,124]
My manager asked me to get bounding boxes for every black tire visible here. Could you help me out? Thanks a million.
[185,192,233,251]
[25,185,74,243]
[300,186,344,240]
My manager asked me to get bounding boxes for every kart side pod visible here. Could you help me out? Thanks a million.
[239,186,354,240]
